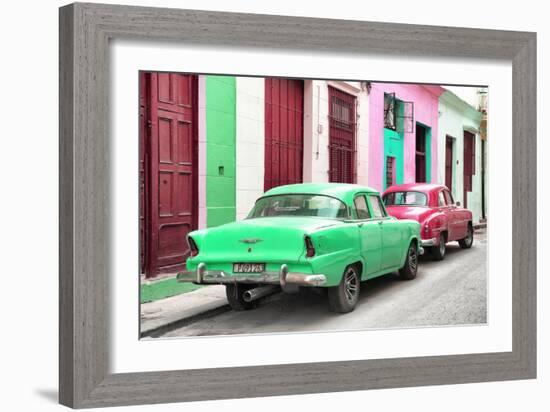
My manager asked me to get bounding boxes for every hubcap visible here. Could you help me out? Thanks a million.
[466,227,473,245]
[344,268,358,303]
[409,247,418,272]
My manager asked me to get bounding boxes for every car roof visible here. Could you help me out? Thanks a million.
[263,183,379,204]
[383,183,447,194]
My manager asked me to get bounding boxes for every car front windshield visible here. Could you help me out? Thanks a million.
[383,191,428,206]
[247,194,349,219]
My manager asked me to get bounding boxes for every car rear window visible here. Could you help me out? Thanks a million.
[247,194,349,219]
[383,191,428,206]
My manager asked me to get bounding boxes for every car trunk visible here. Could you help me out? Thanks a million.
[385,206,432,223]
[197,217,342,263]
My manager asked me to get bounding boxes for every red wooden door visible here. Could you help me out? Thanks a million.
[328,87,356,183]
[264,78,304,191]
[445,136,453,192]
[141,73,198,277]
[463,131,476,209]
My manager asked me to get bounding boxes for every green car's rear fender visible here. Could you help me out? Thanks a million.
[304,224,363,287]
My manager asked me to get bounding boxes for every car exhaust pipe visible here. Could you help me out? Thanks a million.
[243,285,280,303]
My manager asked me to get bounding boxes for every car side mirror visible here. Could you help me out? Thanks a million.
[456,201,461,207]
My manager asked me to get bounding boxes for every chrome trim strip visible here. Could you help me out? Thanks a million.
[177,264,327,287]
[420,237,437,247]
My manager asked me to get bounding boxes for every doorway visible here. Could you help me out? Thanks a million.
[139,72,199,277]
[415,123,427,182]
[463,130,476,208]
[445,136,454,192]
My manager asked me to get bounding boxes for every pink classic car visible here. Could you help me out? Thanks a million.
[382,183,474,260]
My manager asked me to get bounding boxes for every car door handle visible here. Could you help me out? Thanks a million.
[357,223,364,227]
[378,220,383,225]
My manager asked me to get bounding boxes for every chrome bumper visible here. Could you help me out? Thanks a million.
[420,237,437,247]
[177,263,327,287]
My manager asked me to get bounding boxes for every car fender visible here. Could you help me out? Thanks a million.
[306,224,364,287]
[399,220,421,267]
[421,211,449,240]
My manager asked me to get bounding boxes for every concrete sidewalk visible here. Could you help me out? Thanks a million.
[140,285,228,337]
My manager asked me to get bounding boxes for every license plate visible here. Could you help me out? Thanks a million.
[233,263,266,273]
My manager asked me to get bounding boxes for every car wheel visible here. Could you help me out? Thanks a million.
[430,233,446,261]
[399,242,418,280]
[225,284,258,311]
[328,265,360,313]
[459,224,474,249]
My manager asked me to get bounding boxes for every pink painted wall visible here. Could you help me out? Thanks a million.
[367,83,444,192]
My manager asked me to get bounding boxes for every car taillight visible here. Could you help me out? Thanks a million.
[188,237,199,257]
[305,236,315,258]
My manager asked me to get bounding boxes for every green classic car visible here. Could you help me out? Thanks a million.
[177,183,422,313]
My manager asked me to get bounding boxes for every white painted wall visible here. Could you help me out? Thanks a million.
[356,83,370,186]
[236,78,368,221]
[438,90,484,223]
[304,80,330,182]
[235,77,265,220]
[197,75,208,229]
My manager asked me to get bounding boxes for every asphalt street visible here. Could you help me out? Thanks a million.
[161,228,487,338]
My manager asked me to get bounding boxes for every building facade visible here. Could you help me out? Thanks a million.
[140,73,371,277]
[437,90,484,224]
[367,83,444,192]
[139,73,486,280]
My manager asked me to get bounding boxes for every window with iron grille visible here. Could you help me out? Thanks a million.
[386,156,395,188]
[328,86,356,184]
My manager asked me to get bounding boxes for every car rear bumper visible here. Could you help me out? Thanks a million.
[177,263,327,287]
[420,237,437,247]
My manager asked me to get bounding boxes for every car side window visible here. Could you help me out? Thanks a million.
[368,195,386,218]
[438,191,447,206]
[354,195,371,219]
[444,190,454,205]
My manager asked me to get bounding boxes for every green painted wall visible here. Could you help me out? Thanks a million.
[206,76,236,227]
[425,126,432,183]
[383,128,404,190]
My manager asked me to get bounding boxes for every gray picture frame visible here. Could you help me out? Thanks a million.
[59,2,536,408]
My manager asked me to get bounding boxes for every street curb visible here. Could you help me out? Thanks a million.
[140,289,285,338]
[141,303,232,338]
[474,222,487,229]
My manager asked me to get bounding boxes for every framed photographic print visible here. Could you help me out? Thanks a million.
[59,2,536,408]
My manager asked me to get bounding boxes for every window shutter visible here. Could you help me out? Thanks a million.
[396,100,414,133]
[384,92,396,130]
